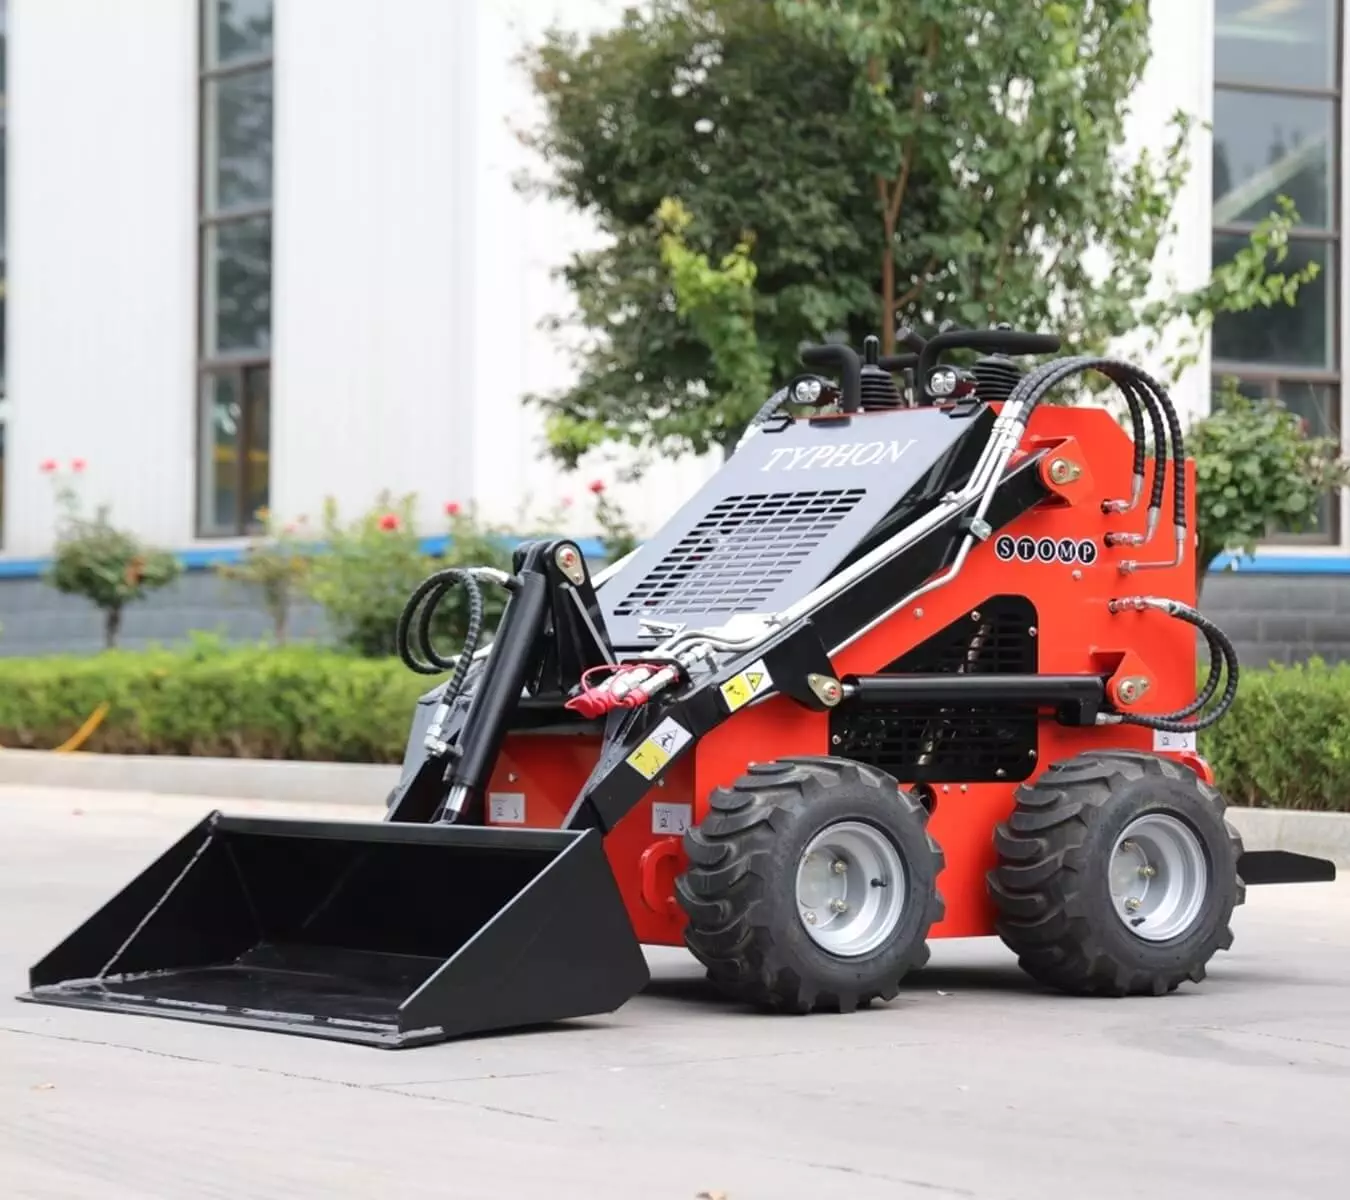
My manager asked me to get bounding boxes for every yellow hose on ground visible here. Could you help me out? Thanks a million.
[52,702,111,754]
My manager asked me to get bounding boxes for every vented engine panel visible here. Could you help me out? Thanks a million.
[613,489,867,620]
[830,595,1040,784]
[598,407,981,647]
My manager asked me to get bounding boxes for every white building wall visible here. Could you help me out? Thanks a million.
[269,0,474,536]
[464,0,719,536]
[1114,0,1216,429]
[271,0,716,541]
[4,0,198,557]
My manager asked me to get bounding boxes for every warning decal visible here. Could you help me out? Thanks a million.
[626,716,694,781]
[719,659,775,713]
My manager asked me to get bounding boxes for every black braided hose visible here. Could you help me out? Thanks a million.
[395,566,489,723]
[1006,356,1186,542]
[1106,600,1241,732]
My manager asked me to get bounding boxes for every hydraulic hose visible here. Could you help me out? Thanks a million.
[733,387,791,453]
[395,567,498,723]
[1006,356,1186,555]
[1105,597,1241,732]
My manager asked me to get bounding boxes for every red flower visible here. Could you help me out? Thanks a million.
[378,513,400,531]
[71,458,87,473]
[588,479,606,495]
[39,459,57,473]
[445,501,462,517]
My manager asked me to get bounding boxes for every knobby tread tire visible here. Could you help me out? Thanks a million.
[988,749,1245,997]
[675,756,945,1014]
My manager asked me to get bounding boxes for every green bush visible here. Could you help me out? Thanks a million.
[1199,658,1350,813]
[0,641,426,763]
[2,644,1349,812]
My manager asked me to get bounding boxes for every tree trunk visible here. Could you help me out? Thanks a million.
[880,211,897,356]
[104,606,122,650]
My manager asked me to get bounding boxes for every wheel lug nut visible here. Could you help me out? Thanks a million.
[803,911,817,924]
[1125,897,1141,912]
[832,860,847,874]
[829,899,848,914]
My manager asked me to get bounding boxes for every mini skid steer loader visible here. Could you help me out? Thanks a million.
[20,325,1337,1048]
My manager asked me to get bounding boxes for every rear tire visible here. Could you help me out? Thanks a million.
[988,750,1245,997]
[675,756,944,1014]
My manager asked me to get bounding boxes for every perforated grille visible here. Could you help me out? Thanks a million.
[832,596,1040,785]
[613,489,867,618]
[892,595,1036,675]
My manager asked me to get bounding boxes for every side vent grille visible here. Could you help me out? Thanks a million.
[831,596,1040,785]
[614,489,866,618]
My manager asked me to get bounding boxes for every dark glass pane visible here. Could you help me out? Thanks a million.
[204,216,271,356]
[1211,235,1334,369]
[1211,373,1270,405]
[206,69,272,211]
[1213,90,1334,228]
[207,0,273,66]
[1272,381,1339,541]
[200,372,242,534]
[1215,0,1337,90]
[245,365,270,524]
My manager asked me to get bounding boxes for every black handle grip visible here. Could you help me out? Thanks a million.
[799,344,862,413]
[877,353,919,372]
[894,326,928,353]
[916,328,1061,401]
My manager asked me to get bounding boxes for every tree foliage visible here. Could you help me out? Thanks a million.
[43,464,182,650]
[519,0,1312,468]
[519,0,895,466]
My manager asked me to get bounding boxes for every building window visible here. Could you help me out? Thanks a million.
[197,0,273,537]
[1212,0,1343,544]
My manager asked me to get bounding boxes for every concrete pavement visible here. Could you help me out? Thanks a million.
[1,784,1349,1200]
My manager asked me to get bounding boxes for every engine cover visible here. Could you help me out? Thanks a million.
[598,405,988,648]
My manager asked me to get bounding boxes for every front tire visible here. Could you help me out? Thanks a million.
[675,756,945,1013]
[988,750,1245,997]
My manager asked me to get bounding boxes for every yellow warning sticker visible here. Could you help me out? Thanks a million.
[719,659,774,713]
[626,717,693,781]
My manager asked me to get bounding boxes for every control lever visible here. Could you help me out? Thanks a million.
[915,327,1061,405]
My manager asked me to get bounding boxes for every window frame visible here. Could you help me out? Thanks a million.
[194,1,274,539]
[1210,1,1345,548]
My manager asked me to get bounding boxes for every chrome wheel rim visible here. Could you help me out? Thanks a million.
[795,821,906,957]
[1108,813,1209,942]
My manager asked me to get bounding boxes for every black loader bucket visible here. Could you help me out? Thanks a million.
[18,813,651,1048]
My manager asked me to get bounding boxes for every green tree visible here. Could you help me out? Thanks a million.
[520,0,1314,466]
[519,0,896,467]
[43,464,182,649]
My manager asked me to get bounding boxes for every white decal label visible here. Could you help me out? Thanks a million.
[652,802,693,836]
[1152,729,1197,753]
[761,439,917,472]
[626,717,694,781]
[719,658,775,712]
[488,792,526,824]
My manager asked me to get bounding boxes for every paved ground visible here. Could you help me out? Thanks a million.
[1,784,1348,1200]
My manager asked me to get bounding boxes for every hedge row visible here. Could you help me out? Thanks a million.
[0,644,429,764]
[0,645,1347,811]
